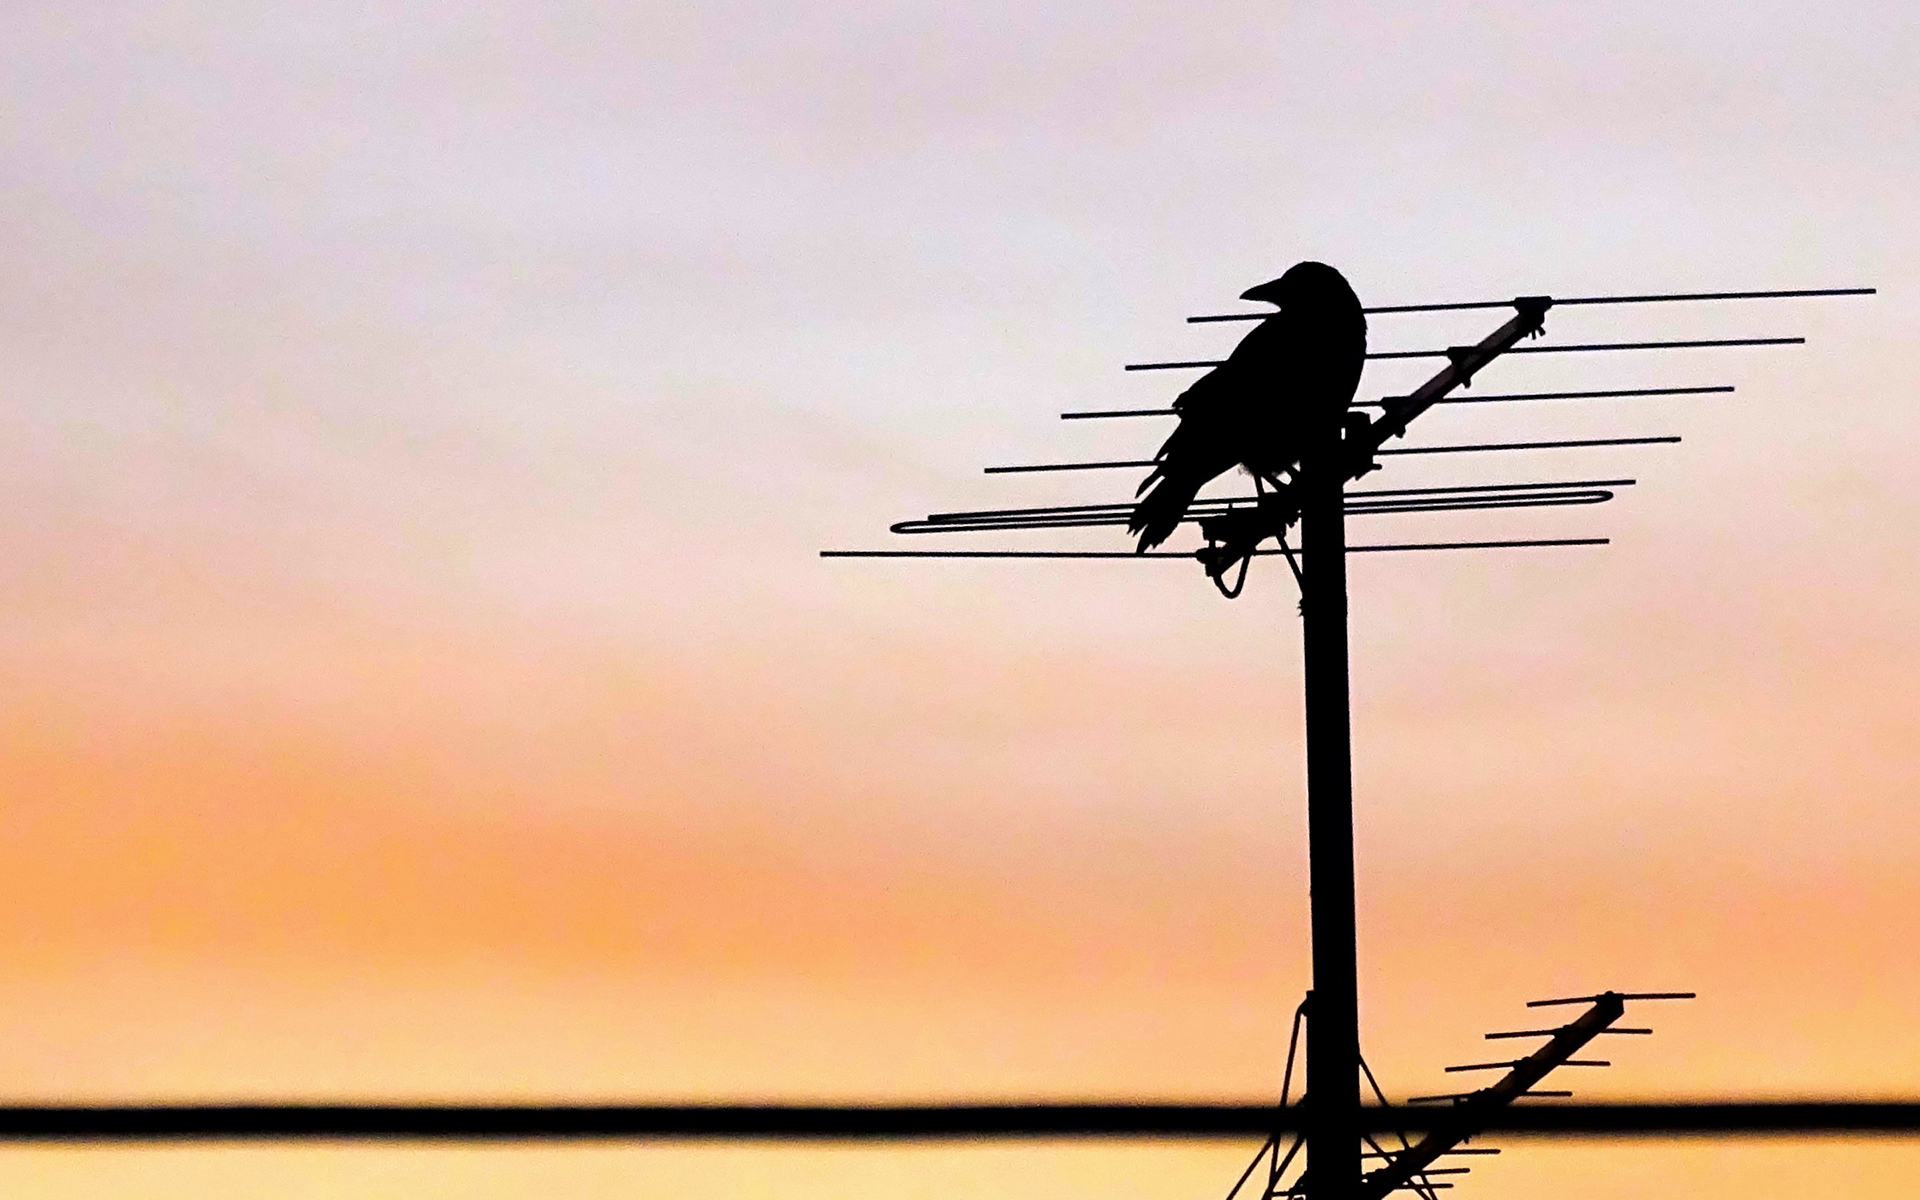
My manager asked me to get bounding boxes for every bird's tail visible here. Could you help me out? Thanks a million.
[1129,469,1202,552]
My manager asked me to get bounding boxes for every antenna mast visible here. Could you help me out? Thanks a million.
[1301,385,1362,1200]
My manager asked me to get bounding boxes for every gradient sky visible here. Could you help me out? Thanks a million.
[2,1,1918,1196]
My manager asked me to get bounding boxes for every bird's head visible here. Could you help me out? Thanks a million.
[1239,261,1359,312]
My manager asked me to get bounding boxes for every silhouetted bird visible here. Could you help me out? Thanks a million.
[1128,261,1367,551]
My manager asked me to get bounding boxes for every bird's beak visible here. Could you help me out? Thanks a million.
[1238,278,1288,306]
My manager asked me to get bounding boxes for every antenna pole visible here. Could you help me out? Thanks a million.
[1302,411,1360,1200]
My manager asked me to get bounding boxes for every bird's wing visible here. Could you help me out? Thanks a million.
[1136,367,1246,494]
[1165,363,1240,425]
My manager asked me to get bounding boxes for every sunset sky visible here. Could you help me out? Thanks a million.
[2,1,1918,1196]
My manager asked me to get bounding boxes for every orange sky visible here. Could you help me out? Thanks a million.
[2,0,1918,1196]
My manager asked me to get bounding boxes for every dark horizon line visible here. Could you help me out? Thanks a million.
[0,1100,1917,1142]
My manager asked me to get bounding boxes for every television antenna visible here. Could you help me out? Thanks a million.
[821,275,1876,1198]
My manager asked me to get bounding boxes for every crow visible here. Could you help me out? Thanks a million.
[1128,261,1367,551]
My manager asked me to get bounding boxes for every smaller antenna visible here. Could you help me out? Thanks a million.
[1444,1060,1609,1073]
[1527,992,1696,1008]
[1486,1028,1651,1040]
